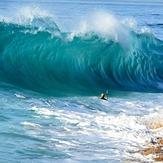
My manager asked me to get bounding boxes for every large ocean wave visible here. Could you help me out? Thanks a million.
[0,12,163,95]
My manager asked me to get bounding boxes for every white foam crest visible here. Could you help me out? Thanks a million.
[73,11,136,45]
[141,26,152,34]
[122,18,137,30]
[0,16,11,23]
[30,106,56,118]
[79,12,118,35]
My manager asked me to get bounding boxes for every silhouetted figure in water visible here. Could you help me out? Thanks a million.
[100,93,107,100]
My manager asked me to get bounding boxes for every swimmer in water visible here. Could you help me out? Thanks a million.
[100,93,107,100]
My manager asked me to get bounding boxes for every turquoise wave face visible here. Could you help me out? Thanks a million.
[0,19,163,95]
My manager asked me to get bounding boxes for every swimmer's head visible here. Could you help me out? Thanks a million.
[100,93,105,99]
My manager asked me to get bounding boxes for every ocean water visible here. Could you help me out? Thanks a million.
[0,0,163,162]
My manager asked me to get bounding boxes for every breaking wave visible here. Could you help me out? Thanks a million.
[0,10,163,95]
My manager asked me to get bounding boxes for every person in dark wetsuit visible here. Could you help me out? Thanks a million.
[100,93,107,100]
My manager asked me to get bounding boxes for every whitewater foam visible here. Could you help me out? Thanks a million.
[72,11,133,46]
[30,106,56,118]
